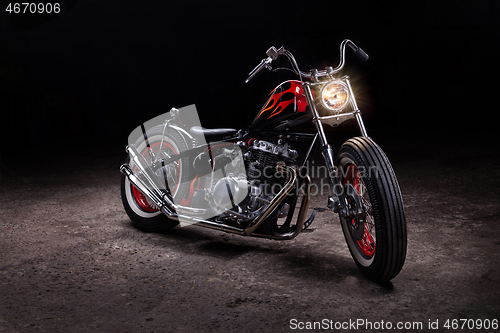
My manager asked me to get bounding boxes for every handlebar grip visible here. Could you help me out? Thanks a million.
[245,57,271,83]
[347,41,369,62]
[246,46,284,83]
[354,47,369,62]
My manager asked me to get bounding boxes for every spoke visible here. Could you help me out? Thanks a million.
[345,164,376,257]
[365,215,375,236]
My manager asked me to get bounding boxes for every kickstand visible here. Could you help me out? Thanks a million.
[302,207,327,232]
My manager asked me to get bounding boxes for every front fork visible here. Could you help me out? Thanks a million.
[303,79,367,227]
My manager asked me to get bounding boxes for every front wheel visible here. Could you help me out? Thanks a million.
[337,137,407,283]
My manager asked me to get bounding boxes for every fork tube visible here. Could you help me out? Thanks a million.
[303,83,343,198]
[344,78,368,137]
[303,83,328,146]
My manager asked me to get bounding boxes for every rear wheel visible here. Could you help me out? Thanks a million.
[337,137,407,283]
[121,125,190,232]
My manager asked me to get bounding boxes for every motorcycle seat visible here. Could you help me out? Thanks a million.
[189,126,238,141]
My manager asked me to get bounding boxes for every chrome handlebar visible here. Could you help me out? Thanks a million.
[245,46,283,83]
[245,39,368,83]
[244,55,272,84]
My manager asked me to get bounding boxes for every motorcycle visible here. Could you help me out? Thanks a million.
[120,40,407,283]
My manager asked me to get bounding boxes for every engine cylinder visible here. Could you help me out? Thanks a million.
[247,149,295,184]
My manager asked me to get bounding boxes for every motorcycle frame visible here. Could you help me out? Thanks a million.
[122,39,369,239]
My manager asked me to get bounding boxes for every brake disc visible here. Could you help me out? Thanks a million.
[343,183,365,241]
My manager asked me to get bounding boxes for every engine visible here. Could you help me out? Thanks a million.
[203,139,298,226]
[246,139,298,186]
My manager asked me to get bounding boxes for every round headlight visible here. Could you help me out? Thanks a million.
[320,80,350,113]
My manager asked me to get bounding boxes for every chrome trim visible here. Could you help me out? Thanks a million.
[124,145,179,217]
[127,145,166,195]
[245,56,273,83]
[306,77,367,132]
[303,82,329,147]
[175,206,207,216]
[156,119,169,163]
[321,145,338,181]
[243,163,298,235]
[124,145,207,218]
[344,78,368,137]
[176,164,303,239]
[303,77,349,127]
[319,80,351,113]
[181,216,246,235]
[168,123,197,148]
[120,163,178,220]
[247,39,363,83]
[312,110,358,127]
[122,153,303,239]
[251,173,311,240]
[283,39,357,81]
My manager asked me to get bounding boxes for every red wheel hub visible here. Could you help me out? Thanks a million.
[132,186,158,212]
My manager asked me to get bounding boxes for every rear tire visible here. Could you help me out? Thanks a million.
[121,125,190,232]
[337,137,407,283]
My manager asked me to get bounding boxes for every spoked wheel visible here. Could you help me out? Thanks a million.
[344,164,376,259]
[337,137,407,283]
[121,125,190,232]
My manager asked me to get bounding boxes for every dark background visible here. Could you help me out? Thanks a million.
[1,0,499,160]
[1,3,500,330]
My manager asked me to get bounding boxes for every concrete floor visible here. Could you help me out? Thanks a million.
[1,133,499,332]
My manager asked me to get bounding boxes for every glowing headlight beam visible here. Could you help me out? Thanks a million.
[320,81,350,113]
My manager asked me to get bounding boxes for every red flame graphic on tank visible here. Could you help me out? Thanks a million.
[256,81,311,120]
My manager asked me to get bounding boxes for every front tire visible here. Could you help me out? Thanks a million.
[121,125,190,232]
[337,137,407,283]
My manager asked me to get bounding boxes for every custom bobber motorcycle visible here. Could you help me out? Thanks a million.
[120,40,407,282]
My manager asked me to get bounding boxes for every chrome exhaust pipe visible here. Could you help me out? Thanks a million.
[251,173,311,240]
[121,146,308,238]
[243,162,298,235]
[121,145,178,220]
[120,164,178,220]
[190,163,300,237]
